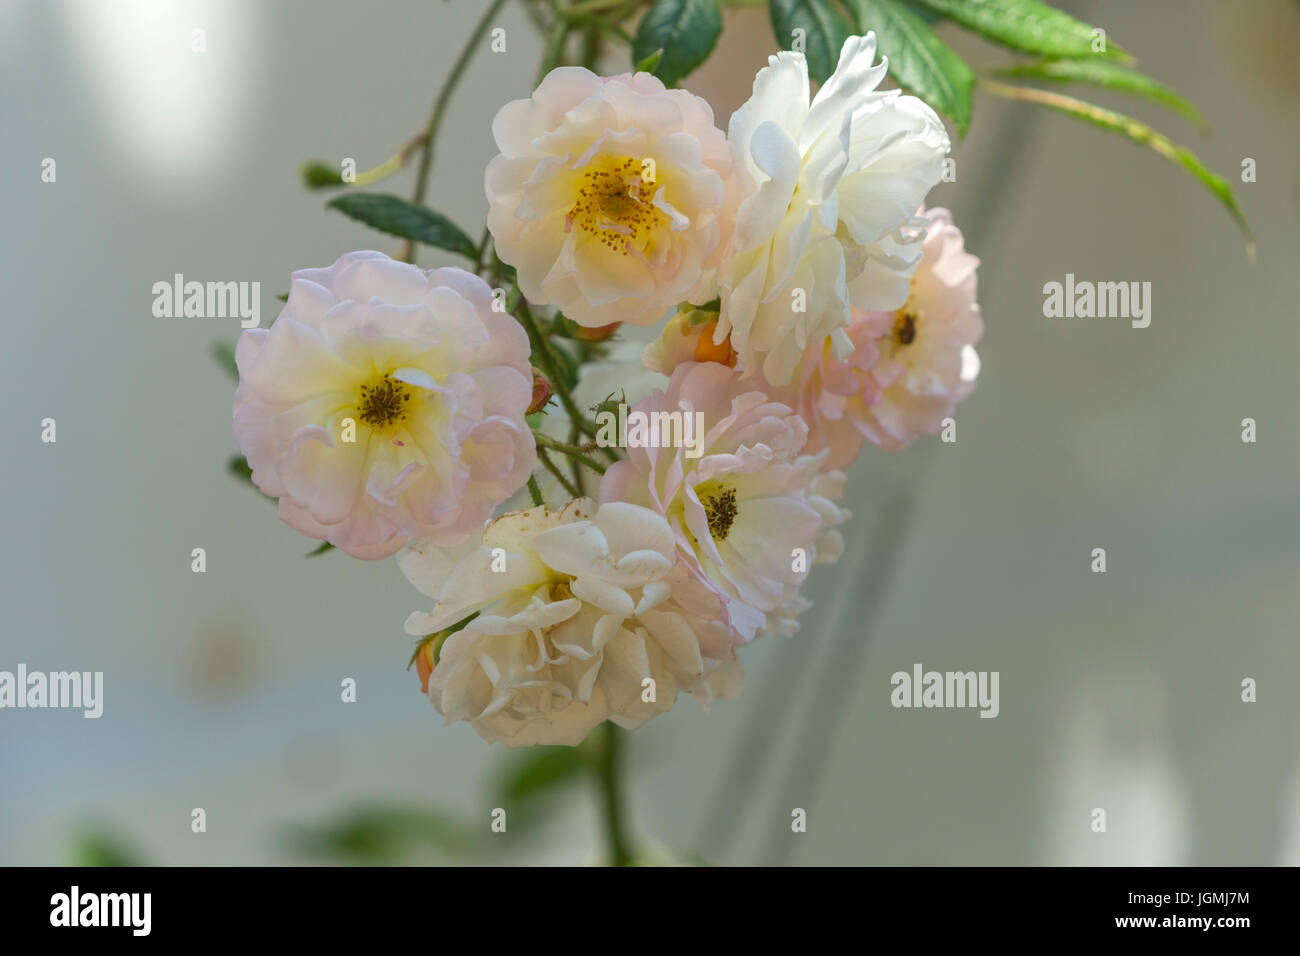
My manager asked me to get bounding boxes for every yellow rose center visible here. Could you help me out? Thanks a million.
[570,155,666,256]
[356,373,413,431]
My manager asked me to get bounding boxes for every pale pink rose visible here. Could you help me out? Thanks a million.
[398,499,735,747]
[232,251,535,559]
[766,469,850,637]
[486,67,741,328]
[599,362,829,645]
[855,207,983,450]
[767,309,886,470]
[809,470,851,567]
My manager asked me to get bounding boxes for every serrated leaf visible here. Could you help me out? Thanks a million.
[849,0,973,135]
[211,340,238,383]
[327,192,478,260]
[633,0,722,86]
[770,0,855,84]
[981,80,1252,254]
[992,58,1206,127]
[908,0,1128,61]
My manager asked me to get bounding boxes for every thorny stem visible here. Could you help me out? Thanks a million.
[526,474,546,507]
[568,422,587,494]
[537,447,582,498]
[534,432,607,475]
[516,300,597,438]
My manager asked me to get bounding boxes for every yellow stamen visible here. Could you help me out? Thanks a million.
[569,155,666,255]
[893,310,918,346]
[356,374,413,430]
[700,484,738,542]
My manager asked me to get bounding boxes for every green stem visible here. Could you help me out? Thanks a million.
[340,131,428,188]
[534,432,607,475]
[595,723,633,866]
[537,447,582,498]
[561,0,629,16]
[536,8,570,85]
[526,473,546,507]
[581,26,599,70]
[568,423,587,495]
[474,223,492,276]
[402,0,510,263]
[516,301,596,438]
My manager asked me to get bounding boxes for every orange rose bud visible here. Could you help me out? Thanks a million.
[693,318,737,367]
[415,642,435,695]
[574,321,622,342]
[527,367,551,414]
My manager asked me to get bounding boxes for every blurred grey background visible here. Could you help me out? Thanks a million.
[1,0,1296,865]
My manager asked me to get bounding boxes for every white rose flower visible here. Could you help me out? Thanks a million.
[399,499,730,747]
[716,34,950,386]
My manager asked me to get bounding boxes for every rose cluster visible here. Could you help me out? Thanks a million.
[232,35,983,747]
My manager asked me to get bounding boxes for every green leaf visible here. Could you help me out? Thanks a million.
[848,0,973,135]
[69,825,147,867]
[491,742,595,833]
[407,612,479,669]
[496,746,588,805]
[284,805,474,864]
[634,48,664,75]
[981,80,1252,254]
[633,0,722,86]
[907,3,942,24]
[992,58,1206,128]
[211,340,238,383]
[228,453,253,485]
[769,0,855,84]
[305,541,334,557]
[907,0,1128,61]
[327,192,478,260]
[228,453,273,500]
